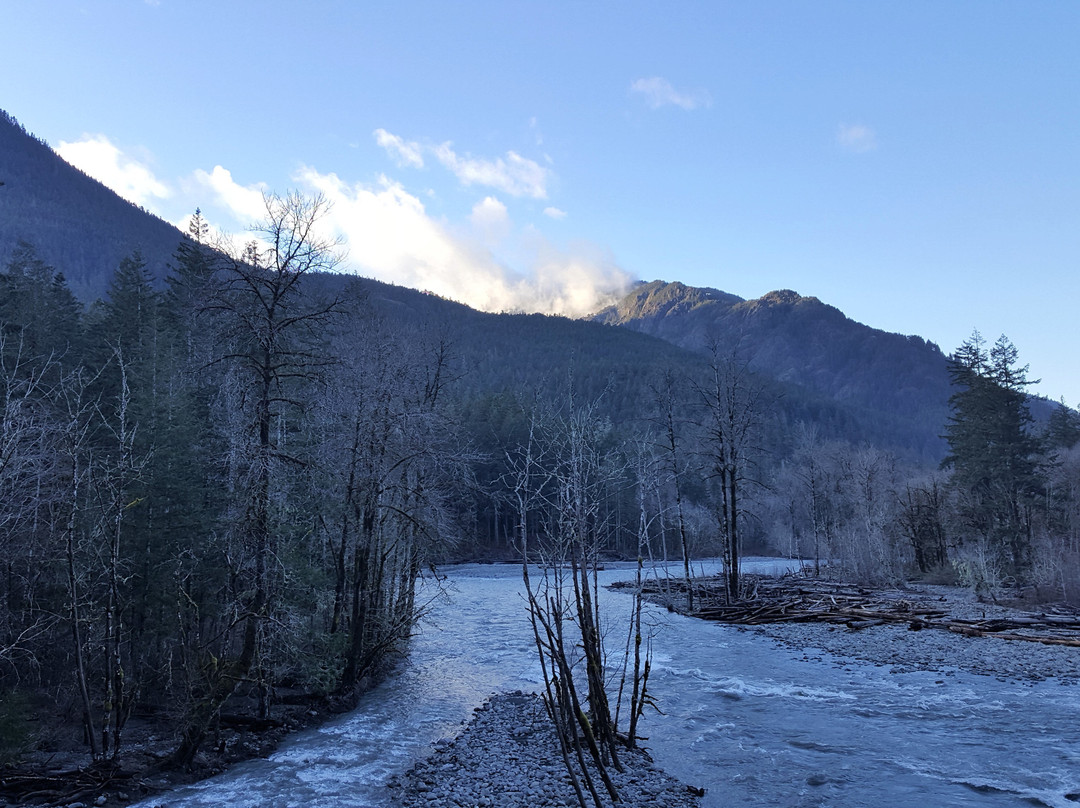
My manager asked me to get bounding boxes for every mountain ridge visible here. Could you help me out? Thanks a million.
[595,278,953,459]
[1,107,973,461]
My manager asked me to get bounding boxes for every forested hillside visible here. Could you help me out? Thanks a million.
[596,280,953,461]
[0,108,968,461]
[0,111,180,300]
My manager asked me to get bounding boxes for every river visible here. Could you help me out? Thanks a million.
[134,559,1080,808]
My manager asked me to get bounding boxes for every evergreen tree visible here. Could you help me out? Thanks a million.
[943,331,1044,579]
[1047,399,1080,450]
[101,252,158,359]
[0,241,82,371]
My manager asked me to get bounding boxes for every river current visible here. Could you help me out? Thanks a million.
[136,560,1079,808]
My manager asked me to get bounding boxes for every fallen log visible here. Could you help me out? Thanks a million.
[846,619,887,630]
[0,764,138,804]
[643,573,1080,648]
[944,624,1080,647]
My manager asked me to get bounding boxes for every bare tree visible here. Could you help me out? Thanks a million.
[92,346,151,759]
[616,437,662,750]
[54,363,104,759]
[898,472,951,575]
[171,191,343,767]
[307,299,470,696]
[513,381,635,808]
[833,444,902,584]
[695,339,769,602]
[790,423,833,576]
[648,369,695,609]
[0,331,60,676]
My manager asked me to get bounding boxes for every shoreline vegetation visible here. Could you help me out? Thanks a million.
[3,569,1078,807]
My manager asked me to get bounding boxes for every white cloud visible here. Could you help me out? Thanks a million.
[193,165,268,221]
[543,207,567,220]
[837,123,877,153]
[301,168,628,315]
[526,235,630,317]
[296,167,527,311]
[373,128,424,168]
[195,161,629,317]
[470,195,508,227]
[630,77,712,111]
[56,134,171,208]
[470,196,511,245]
[372,128,552,198]
[433,142,550,198]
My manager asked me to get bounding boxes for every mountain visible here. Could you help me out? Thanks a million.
[595,281,953,460]
[1,107,961,461]
[0,110,182,301]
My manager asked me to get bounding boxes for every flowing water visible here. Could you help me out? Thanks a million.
[136,560,1080,808]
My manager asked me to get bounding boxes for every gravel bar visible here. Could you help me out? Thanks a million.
[389,692,704,808]
[748,584,1080,684]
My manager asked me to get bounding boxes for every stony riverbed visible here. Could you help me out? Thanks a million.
[390,692,704,808]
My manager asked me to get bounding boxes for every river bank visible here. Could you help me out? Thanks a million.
[637,573,1080,684]
[0,684,373,807]
[747,582,1080,683]
[347,575,1080,808]
[12,563,1077,807]
[390,692,704,808]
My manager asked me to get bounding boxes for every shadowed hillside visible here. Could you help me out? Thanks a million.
[596,280,953,460]
[0,110,182,300]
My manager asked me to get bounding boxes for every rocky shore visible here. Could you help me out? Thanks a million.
[389,692,703,808]
[748,584,1080,684]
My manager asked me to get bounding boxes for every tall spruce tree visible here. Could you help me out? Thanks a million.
[1047,399,1080,450]
[943,331,1044,579]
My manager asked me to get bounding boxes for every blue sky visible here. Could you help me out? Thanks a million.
[3,1,1078,404]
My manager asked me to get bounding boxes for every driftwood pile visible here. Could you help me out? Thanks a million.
[0,763,139,805]
[633,574,1080,649]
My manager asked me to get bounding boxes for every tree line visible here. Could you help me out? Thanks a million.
[0,195,468,766]
[763,332,1080,597]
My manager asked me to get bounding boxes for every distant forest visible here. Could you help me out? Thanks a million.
[2,185,1079,768]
